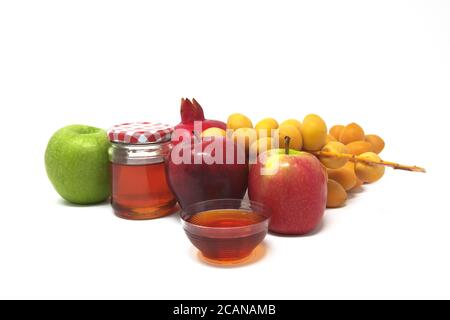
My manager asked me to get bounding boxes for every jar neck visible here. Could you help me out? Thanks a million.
[109,141,172,165]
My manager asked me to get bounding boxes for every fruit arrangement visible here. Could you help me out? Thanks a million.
[225,113,425,211]
[45,97,425,245]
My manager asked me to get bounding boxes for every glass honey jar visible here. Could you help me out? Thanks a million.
[107,122,178,220]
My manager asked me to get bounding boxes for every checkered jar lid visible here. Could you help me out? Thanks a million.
[107,122,174,144]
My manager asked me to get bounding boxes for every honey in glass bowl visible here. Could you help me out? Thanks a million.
[181,199,270,263]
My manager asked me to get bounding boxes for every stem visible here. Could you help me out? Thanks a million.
[192,130,201,143]
[284,136,291,155]
[313,150,426,173]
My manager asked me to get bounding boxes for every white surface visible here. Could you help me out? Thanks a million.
[0,0,449,299]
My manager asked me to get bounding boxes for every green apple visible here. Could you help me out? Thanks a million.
[45,125,111,204]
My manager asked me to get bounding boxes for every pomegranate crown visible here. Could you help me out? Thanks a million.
[180,98,206,124]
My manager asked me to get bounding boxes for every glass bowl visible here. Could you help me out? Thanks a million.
[181,199,271,263]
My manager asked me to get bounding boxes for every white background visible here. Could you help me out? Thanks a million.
[0,0,449,299]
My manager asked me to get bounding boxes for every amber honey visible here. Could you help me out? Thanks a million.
[111,162,177,220]
[184,209,268,262]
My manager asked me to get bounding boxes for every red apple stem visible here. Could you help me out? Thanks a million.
[192,130,201,143]
[284,136,291,155]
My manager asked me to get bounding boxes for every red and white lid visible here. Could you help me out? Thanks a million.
[108,122,174,144]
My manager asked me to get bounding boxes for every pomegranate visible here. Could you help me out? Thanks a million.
[173,98,226,144]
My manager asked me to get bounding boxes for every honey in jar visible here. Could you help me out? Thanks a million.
[108,122,177,220]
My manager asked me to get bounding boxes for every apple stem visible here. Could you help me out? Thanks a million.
[284,136,291,155]
[192,130,201,143]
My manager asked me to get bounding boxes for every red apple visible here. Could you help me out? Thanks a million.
[248,149,327,235]
[166,136,248,209]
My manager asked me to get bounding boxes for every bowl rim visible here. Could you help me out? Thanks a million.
[181,198,271,232]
